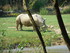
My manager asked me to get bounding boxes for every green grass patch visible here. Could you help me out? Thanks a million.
[0,14,70,49]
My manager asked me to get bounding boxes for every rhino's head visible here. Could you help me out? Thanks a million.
[41,19,47,32]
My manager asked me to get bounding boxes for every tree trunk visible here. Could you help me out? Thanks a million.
[23,0,47,53]
[54,0,70,51]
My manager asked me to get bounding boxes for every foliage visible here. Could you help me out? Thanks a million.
[0,30,6,52]
[31,0,48,12]
[0,0,70,12]
[7,13,20,17]
[62,6,70,14]
[39,8,48,15]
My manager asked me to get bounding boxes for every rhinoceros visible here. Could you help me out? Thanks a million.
[16,14,47,31]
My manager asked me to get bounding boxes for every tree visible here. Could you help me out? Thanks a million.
[54,0,70,50]
[0,0,70,12]
[23,0,47,53]
[31,0,48,12]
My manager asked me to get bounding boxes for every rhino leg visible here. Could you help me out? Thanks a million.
[20,22,23,30]
[16,20,19,30]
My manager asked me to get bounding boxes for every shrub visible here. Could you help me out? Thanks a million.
[62,6,70,14]
[39,8,48,15]
[3,4,12,11]
[7,13,20,16]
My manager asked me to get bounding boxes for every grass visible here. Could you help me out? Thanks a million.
[0,14,70,49]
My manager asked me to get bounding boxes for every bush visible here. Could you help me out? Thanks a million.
[3,4,12,11]
[39,8,48,15]
[7,13,20,16]
[61,6,70,14]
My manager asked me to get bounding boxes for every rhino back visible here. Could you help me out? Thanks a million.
[16,14,43,27]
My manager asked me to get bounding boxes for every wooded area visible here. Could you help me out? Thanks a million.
[0,0,70,11]
[0,0,70,16]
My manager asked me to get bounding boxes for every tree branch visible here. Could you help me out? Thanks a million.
[53,0,70,51]
[23,0,47,53]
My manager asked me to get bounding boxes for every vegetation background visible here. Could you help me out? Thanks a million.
[0,0,70,53]
[0,0,70,16]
